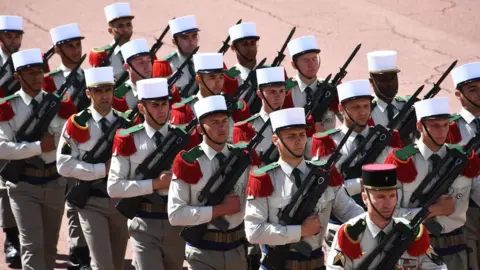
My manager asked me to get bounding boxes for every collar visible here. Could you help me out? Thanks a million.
[340,124,369,142]
[373,96,399,112]
[89,106,116,123]
[366,214,394,238]
[195,91,207,101]
[277,158,309,178]
[59,63,83,77]
[0,47,8,64]
[176,49,187,63]
[144,121,169,139]
[416,139,447,160]
[125,79,137,96]
[18,89,43,106]
[296,75,318,92]
[111,40,122,55]
[200,141,230,161]
[234,63,251,79]
[459,108,476,124]
[259,109,270,123]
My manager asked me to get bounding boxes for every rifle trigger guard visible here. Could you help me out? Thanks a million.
[175,137,183,144]
[325,90,331,98]
[454,158,463,166]
[380,134,387,141]
[317,177,325,185]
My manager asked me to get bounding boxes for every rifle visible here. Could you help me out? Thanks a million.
[0,56,13,80]
[341,85,424,179]
[150,22,171,58]
[261,124,354,270]
[43,45,55,65]
[218,19,242,55]
[331,44,361,86]
[396,60,457,141]
[99,39,120,67]
[357,134,480,270]
[0,54,87,183]
[271,27,296,67]
[179,116,271,245]
[0,56,20,95]
[115,119,198,219]
[167,46,199,87]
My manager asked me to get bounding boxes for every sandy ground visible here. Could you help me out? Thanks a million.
[0,0,479,268]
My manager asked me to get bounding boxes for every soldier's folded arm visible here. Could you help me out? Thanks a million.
[0,122,42,160]
[331,186,364,222]
[107,154,153,198]
[435,197,468,234]
[471,176,480,206]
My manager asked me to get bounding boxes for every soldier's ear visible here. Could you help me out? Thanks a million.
[196,124,204,135]
[171,38,177,47]
[13,72,20,81]
[137,102,145,115]
[368,77,374,87]
[54,45,61,55]
[338,103,344,113]
[85,89,92,99]
[454,90,462,100]
[416,121,423,133]
[230,44,236,52]
[195,74,201,84]
[361,191,368,206]
[108,27,113,35]
[123,63,129,70]
[272,133,279,146]
[291,60,297,70]
[256,89,263,99]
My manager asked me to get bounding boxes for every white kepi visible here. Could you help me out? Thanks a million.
[451,62,480,89]
[137,78,169,100]
[194,95,228,120]
[84,66,115,87]
[256,67,285,87]
[337,79,373,103]
[367,50,400,74]
[414,97,450,121]
[270,107,306,132]
[12,48,44,71]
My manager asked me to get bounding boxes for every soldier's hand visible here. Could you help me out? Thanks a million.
[220,194,241,215]
[105,159,111,175]
[301,215,322,237]
[428,194,455,218]
[152,171,172,190]
[40,134,56,153]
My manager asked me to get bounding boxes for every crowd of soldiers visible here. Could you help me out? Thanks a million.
[0,2,479,270]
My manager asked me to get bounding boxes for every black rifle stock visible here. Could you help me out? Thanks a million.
[331,44,361,86]
[43,46,55,65]
[271,27,296,67]
[218,19,242,55]
[99,39,120,67]
[150,22,171,58]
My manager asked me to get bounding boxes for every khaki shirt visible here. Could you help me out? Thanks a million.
[370,95,406,127]
[123,79,138,110]
[244,158,364,250]
[327,213,447,270]
[48,64,85,97]
[233,63,250,85]
[166,50,196,95]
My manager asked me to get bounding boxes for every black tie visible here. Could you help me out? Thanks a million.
[474,118,480,134]
[355,134,365,147]
[215,152,226,165]
[305,86,313,104]
[386,103,395,121]
[429,153,441,170]
[117,51,124,64]
[377,230,386,244]
[292,168,303,188]
[153,132,163,147]
[99,118,109,133]
[30,99,39,111]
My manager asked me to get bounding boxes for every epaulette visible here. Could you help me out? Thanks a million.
[285,77,298,91]
[46,68,61,76]
[337,219,367,260]
[446,114,462,144]
[58,94,78,119]
[42,74,57,93]
[172,145,204,184]
[0,93,20,122]
[232,99,251,122]
[89,44,113,67]
[370,99,377,110]
[162,52,177,61]
[170,99,196,125]
[223,73,239,97]
[113,109,131,120]
[233,119,256,144]
[389,129,404,148]
[449,113,462,123]
[236,113,261,125]
[122,123,145,134]
[395,96,406,102]
[447,144,480,178]
[246,162,278,197]
[225,66,241,79]
[152,59,173,78]
[228,141,262,166]
[114,83,132,99]
[97,44,113,52]
[384,144,419,183]
[65,109,92,143]
[179,95,197,106]
[112,124,142,156]
[310,128,340,157]
[306,160,344,186]
[283,90,294,108]
[112,97,129,112]
[407,224,431,256]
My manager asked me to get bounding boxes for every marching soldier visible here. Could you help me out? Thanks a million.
[168,95,255,270]
[446,61,480,270]
[385,97,479,270]
[227,22,260,85]
[285,35,338,132]
[56,67,129,270]
[0,15,23,268]
[0,48,75,269]
[107,78,187,270]
[244,107,364,270]
[89,2,134,80]
[327,164,446,269]
[43,23,91,269]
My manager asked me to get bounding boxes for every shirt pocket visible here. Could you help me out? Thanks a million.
[448,177,472,202]
[267,196,291,224]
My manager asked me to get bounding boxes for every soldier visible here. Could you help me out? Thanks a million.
[168,95,255,270]
[285,35,337,132]
[56,67,129,270]
[0,15,23,268]
[244,107,364,269]
[107,78,187,270]
[326,164,447,269]
[385,97,478,270]
[89,2,134,80]
[169,52,250,141]
[42,23,91,270]
[445,61,480,270]
[0,48,75,269]
[227,22,260,86]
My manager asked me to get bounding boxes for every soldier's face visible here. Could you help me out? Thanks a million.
[457,81,480,111]
[198,73,225,94]
[370,72,399,99]
[57,39,83,63]
[292,52,320,79]
[341,98,371,126]
[257,85,286,110]
[274,127,307,158]
[86,85,114,111]
[363,189,397,219]
[232,38,258,62]
[140,100,170,124]
[0,31,23,54]
[174,32,199,55]
[417,118,450,145]
[199,113,230,143]
[109,18,133,43]
[15,66,44,92]
[126,55,152,80]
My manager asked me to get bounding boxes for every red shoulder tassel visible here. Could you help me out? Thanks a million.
[250,151,261,167]
[283,91,294,108]
[328,96,340,112]
[367,117,375,127]
[388,129,404,148]
[185,127,202,151]
[89,50,107,67]
[65,115,90,143]
[172,150,203,184]
[446,122,462,144]
[338,223,363,260]
[58,94,78,119]
[112,96,130,112]
[42,75,57,93]
[384,149,418,183]
[0,100,15,122]
[233,121,256,143]
[232,99,251,122]
[152,60,173,78]
[329,166,344,186]
[132,115,142,126]
[223,75,239,97]
[462,150,480,178]
[0,88,5,98]
[170,103,195,125]
[310,134,337,158]
[306,114,316,137]
[407,224,430,256]
[170,85,182,106]
[246,170,274,197]
[112,129,137,156]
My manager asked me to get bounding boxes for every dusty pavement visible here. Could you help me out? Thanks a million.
[0,0,479,269]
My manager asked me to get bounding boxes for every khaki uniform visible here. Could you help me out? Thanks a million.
[168,141,252,270]
[0,48,20,95]
[164,51,197,96]
[326,213,447,269]
[44,64,88,108]
[0,89,68,270]
[244,159,364,269]
[370,95,407,127]
[107,122,185,270]
[56,107,129,270]
[387,139,474,270]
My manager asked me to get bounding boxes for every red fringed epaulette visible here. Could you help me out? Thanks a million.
[58,94,78,119]
[233,121,256,143]
[337,219,366,260]
[170,103,195,125]
[170,85,181,105]
[112,97,130,112]
[329,166,344,186]
[0,100,15,122]
[246,169,274,197]
[185,127,202,151]
[0,88,5,98]
[446,121,462,144]
[152,60,173,78]
[367,117,375,127]
[132,115,142,126]
[306,114,316,137]
[172,150,203,184]
[112,129,137,156]
[328,95,340,112]
[89,50,107,67]
[232,99,251,122]
[223,75,239,97]
[283,91,294,108]
[42,75,57,93]
[65,115,90,143]
[388,129,404,148]
[310,132,338,158]
[250,151,261,167]
[384,149,418,183]
[407,224,430,256]
[462,150,480,178]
